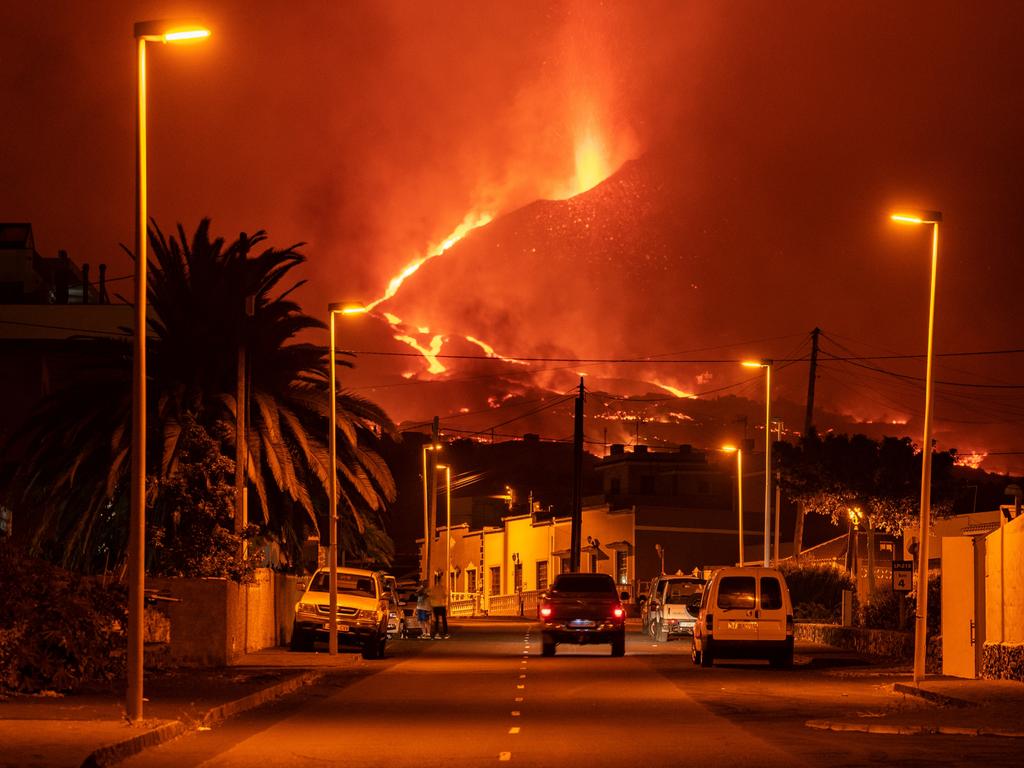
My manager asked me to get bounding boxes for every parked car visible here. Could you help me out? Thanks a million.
[538,572,626,657]
[647,574,705,642]
[639,576,659,635]
[381,574,407,639]
[691,566,794,668]
[395,578,425,638]
[291,567,390,658]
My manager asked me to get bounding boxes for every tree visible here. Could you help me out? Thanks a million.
[4,219,397,572]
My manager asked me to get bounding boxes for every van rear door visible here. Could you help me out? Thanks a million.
[756,574,787,641]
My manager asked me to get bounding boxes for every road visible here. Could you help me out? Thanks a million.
[126,621,1020,767]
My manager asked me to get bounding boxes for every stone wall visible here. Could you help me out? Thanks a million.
[795,622,942,671]
[982,642,1024,682]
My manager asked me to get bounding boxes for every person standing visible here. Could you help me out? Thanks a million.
[428,578,448,638]
[415,582,432,639]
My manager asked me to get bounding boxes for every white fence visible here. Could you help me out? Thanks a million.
[448,590,540,617]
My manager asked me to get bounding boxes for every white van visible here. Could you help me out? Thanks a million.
[691,566,794,668]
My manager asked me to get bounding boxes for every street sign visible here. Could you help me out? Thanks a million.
[892,560,913,592]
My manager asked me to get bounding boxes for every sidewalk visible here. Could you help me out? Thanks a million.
[807,676,1024,737]
[0,648,362,768]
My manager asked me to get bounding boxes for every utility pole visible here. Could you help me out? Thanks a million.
[425,417,439,584]
[804,327,820,436]
[569,378,585,572]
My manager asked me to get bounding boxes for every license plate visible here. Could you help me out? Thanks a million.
[727,621,757,631]
[324,623,350,632]
[570,619,595,628]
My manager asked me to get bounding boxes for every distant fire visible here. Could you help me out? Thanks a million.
[955,451,987,470]
[653,380,697,399]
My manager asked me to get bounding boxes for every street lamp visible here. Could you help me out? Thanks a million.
[128,18,209,723]
[890,208,942,684]
[327,302,367,655]
[422,442,442,582]
[742,359,773,566]
[722,445,744,566]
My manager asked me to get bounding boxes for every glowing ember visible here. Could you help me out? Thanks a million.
[955,451,987,469]
[392,333,447,375]
[465,335,527,365]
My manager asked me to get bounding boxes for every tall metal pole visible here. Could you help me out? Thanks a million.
[737,449,744,566]
[444,466,452,601]
[569,377,585,572]
[913,219,940,684]
[328,309,339,655]
[763,363,772,567]
[422,445,430,582]
[803,327,820,436]
[127,34,148,724]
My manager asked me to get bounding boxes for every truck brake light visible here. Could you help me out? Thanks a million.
[539,606,552,618]
[612,606,624,619]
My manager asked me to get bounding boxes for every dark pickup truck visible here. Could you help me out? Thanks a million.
[537,572,626,656]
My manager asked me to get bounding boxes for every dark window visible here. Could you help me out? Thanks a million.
[610,478,621,494]
[560,557,571,574]
[514,562,523,590]
[716,576,756,610]
[552,573,616,594]
[589,553,598,573]
[760,577,783,610]
[490,566,501,595]
[640,475,656,495]
[663,579,704,604]
[536,561,548,590]
[615,550,628,584]
[467,569,477,594]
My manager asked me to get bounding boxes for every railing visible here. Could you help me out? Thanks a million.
[486,590,539,617]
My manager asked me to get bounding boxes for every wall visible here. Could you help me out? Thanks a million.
[983,514,1024,681]
[148,570,300,666]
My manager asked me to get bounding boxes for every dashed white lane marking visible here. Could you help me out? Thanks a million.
[516,684,525,689]
[499,752,511,761]
[519,674,526,679]
[514,696,523,702]
[509,727,521,735]
[511,711,521,716]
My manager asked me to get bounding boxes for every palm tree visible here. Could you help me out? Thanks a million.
[5,219,396,571]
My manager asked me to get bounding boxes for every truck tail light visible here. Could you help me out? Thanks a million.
[539,606,552,619]
[613,606,624,619]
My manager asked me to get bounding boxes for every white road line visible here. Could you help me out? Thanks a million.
[499,752,511,761]
[509,727,521,735]
[511,711,521,716]
[514,696,523,702]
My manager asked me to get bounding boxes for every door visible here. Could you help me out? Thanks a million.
[942,536,976,678]
[756,574,787,641]
[714,575,758,641]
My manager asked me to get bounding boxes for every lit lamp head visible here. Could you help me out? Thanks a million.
[134,20,211,43]
[890,210,943,225]
[328,301,368,316]
[721,444,738,454]
[741,359,772,369]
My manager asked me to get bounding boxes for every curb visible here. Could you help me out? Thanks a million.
[805,719,1024,738]
[80,669,325,768]
[892,682,974,708]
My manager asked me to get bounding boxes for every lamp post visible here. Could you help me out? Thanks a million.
[326,302,367,655]
[437,464,452,602]
[422,442,442,582]
[128,19,209,723]
[890,209,942,684]
[722,445,744,565]
[742,359,773,567]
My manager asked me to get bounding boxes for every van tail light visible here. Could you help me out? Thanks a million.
[612,606,624,619]
[539,606,552,619]
[706,614,714,634]
[786,614,794,635]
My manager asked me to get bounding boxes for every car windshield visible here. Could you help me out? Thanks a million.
[663,580,704,604]
[308,573,377,598]
[552,574,615,593]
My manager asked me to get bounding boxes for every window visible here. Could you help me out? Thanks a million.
[552,573,616,594]
[490,566,501,596]
[639,475,656,495]
[450,570,457,593]
[560,557,571,574]
[760,577,783,610]
[467,569,477,594]
[536,561,549,591]
[615,550,628,584]
[514,562,523,591]
[716,576,756,610]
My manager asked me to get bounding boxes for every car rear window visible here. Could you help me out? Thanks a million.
[663,580,704,604]
[716,576,756,610]
[552,574,616,593]
[760,577,783,610]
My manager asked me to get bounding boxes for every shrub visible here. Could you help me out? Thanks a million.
[858,575,940,636]
[0,547,126,693]
[780,561,854,622]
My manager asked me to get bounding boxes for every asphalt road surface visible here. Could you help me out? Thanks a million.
[125,621,1021,767]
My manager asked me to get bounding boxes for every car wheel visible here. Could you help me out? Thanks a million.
[699,640,714,667]
[655,621,668,643]
[541,634,556,657]
[611,631,625,657]
[289,623,312,652]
